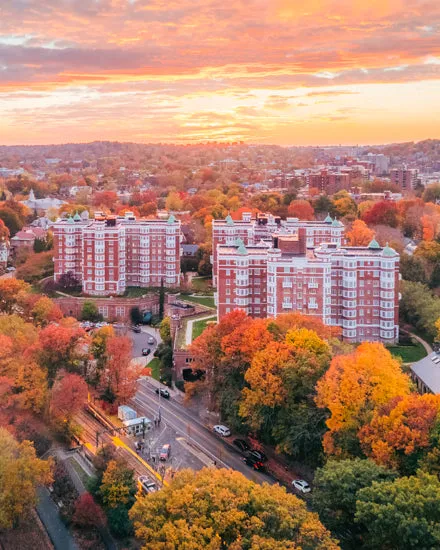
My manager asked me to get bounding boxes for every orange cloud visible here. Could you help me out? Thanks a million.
[0,0,440,144]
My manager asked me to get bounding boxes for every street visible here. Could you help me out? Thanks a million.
[117,324,161,362]
[131,378,274,485]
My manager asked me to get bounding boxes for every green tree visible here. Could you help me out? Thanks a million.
[130,306,143,325]
[0,207,23,236]
[81,300,103,322]
[356,471,440,550]
[99,458,136,538]
[159,316,171,345]
[0,428,53,529]
[400,254,427,283]
[159,278,165,319]
[130,468,339,550]
[312,459,397,548]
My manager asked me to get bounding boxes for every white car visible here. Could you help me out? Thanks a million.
[292,479,311,494]
[148,336,155,345]
[213,425,231,437]
[138,475,158,494]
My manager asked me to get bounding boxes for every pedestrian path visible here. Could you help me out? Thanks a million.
[185,314,216,346]
[36,488,78,550]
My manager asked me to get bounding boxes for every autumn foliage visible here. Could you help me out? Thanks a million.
[315,342,411,457]
[346,219,375,246]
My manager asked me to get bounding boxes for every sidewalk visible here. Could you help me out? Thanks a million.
[36,488,78,550]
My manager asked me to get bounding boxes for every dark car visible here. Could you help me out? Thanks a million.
[232,439,250,453]
[142,348,151,356]
[248,449,268,462]
[155,388,170,399]
[133,325,142,333]
[243,456,265,471]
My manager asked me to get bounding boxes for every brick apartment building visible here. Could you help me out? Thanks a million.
[52,211,181,296]
[214,223,399,343]
[212,212,344,285]
[390,167,419,192]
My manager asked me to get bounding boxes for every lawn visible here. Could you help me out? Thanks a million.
[149,357,161,381]
[180,294,216,309]
[191,276,213,293]
[68,457,90,486]
[192,316,217,340]
[387,341,427,363]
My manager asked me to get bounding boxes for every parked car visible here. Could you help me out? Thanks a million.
[133,325,141,333]
[243,456,265,471]
[159,444,171,461]
[148,336,155,344]
[232,439,250,453]
[248,449,268,462]
[155,388,170,399]
[213,425,231,437]
[142,348,151,356]
[138,475,158,494]
[292,479,311,494]
[6,266,16,272]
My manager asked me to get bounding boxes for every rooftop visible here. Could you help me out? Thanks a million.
[411,352,440,394]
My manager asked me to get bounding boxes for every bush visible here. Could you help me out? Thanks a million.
[175,380,185,392]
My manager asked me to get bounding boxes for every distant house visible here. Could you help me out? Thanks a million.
[21,189,65,213]
[0,241,9,269]
[10,226,47,250]
[181,244,199,257]
[410,352,440,394]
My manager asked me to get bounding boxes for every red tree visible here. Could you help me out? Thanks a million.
[73,493,106,528]
[287,200,314,220]
[362,201,399,228]
[100,335,136,404]
[50,372,88,421]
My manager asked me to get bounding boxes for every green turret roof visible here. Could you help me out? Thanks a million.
[382,242,396,256]
[368,238,380,249]
[324,213,333,223]
[237,242,248,255]
[73,211,81,221]
[167,214,176,224]
[225,214,234,225]
[67,215,74,224]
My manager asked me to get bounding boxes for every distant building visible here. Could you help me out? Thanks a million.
[10,226,47,250]
[0,240,9,269]
[21,189,65,213]
[181,244,199,257]
[215,226,400,344]
[52,211,181,296]
[390,167,419,192]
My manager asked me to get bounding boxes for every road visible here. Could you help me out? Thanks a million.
[121,325,161,360]
[131,378,274,485]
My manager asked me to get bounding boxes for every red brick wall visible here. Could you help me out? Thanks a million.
[54,294,161,322]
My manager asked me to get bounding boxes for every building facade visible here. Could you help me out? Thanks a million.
[212,212,344,285]
[53,211,181,296]
[215,230,399,344]
[390,167,419,192]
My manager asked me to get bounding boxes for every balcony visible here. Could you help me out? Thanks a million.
[307,302,318,309]
[282,282,293,288]
[282,302,293,309]
[308,282,319,289]
[380,301,394,309]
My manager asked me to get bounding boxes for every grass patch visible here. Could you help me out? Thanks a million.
[68,457,90,485]
[180,294,216,309]
[191,277,213,293]
[149,358,161,381]
[192,316,217,340]
[387,341,427,363]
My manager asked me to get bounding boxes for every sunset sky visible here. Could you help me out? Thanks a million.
[1,0,440,146]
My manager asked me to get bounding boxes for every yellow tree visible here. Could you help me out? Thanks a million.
[346,219,375,247]
[315,342,411,457]
[0,428,53,529]
[130,468,339,550]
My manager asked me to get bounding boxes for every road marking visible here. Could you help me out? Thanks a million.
[112,436,168,486]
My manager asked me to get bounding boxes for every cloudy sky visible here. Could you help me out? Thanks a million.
[1,0,440,145]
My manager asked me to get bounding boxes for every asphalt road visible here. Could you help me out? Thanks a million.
[131,378,274,485]
[117,324,161,359]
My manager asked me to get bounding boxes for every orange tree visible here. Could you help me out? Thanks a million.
[315,342,411,457]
